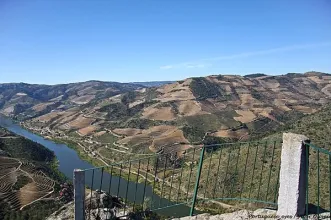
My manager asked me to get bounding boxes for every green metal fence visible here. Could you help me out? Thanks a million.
[79,140,330,219]
[81,140,284,219]
[304,142,331,219]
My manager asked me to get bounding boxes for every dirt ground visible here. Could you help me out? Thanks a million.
[78,125,98,136]
[234,110,257,123]
[113,128,142,136]
[212,128,249,139]
[177,100,208,116]
[141,106,176,121]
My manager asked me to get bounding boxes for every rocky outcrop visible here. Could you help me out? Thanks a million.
[47,190,126,220]
[46,201,75,220]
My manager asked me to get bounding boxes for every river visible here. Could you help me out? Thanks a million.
[0,115,193,217]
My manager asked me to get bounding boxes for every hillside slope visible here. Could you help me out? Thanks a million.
[17,72,331,155]
[182,102,331,212]
[0,81,143,119]
[0,127,65,220]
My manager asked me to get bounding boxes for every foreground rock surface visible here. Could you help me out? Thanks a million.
[47,190,126,220]
[173,209,330,220]
[47,199,330,220]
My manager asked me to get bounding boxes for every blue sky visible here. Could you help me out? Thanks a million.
[0,0,330,84]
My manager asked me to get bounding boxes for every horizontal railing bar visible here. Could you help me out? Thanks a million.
[82,141,283,171]
[304,142,331,155]
[196,197,278,206]
[149,201,191,211]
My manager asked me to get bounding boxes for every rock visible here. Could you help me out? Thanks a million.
[46,201,74,220]
[47,190,127,220]
[172,209,330,220]
[173,210,252,220]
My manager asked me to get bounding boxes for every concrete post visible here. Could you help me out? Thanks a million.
[277,133,309,217]
[74,169,85,220]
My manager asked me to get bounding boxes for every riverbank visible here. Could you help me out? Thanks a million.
[18,121,235,215]
[0,116,194,217]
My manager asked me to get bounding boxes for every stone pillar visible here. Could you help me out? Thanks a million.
[277,133,309,217]
[74,169,85,220]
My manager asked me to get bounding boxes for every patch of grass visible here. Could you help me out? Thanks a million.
[260,103,331,210]
[169,141,282,209]
[12,175,32,190]
[179,113,241,143]
[94,132,117,144]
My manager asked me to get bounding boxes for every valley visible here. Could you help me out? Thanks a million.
[3,72,330,160]
[1,71,331,218]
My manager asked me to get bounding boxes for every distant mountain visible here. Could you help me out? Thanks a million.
[0,81,144,119]
[7,71,331,155]
[129,81,175,87]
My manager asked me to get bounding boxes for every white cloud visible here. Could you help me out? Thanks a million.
[159,41,331,70]
[160,65,173,70]
[184,63,207,68]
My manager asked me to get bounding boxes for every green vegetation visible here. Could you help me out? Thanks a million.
[2,73,331,217]
[2,200,63,220]
[0,127,66,220]
[12,175,32,190]
[98,99,157,122]
[94,132,118,144]
[263,103,331,210]
[163,104,331,212]
[283,104,331,147]
[190,77,224,100]
[244,73,267,78]
[122,118,175,129]
[121,91,137,104]
[144,88,159,102]
[0,136,54,162]
[163,141,282,211]
[180,112,240,143]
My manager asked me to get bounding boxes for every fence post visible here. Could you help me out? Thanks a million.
[74,169,85,220]
[190,146,205,216]
[277,133,309,217]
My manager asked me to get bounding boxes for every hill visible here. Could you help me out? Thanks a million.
[2,71,331,215]
[177,102,331,213]
[0,127,66,220]
[129,81,175,87]
[14,71,330,157]
[0,81,144,120]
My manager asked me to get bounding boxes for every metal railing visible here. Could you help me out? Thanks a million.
[73,139,331,219]
[79,140,284,219]
[304,142,331,219]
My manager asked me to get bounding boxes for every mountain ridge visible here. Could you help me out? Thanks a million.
[2,71,330,157]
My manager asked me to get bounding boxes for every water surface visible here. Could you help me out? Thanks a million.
[0,116,193,217]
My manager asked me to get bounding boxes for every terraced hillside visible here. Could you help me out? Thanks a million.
[18,72,331,160]
[0,81,143,120]
[0,127,64,219]
[0,157,55,210]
